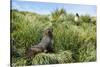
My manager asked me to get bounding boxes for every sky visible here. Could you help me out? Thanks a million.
[12,0,97,16]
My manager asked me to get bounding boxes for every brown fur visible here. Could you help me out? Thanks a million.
[26,27,53,59]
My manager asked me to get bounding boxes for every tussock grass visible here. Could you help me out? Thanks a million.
[11,9,96,66]
[12,50,72,66]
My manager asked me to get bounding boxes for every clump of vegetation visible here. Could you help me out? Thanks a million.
[11,8,96,66]
[12,50,72,66]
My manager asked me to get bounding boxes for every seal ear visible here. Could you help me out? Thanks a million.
[43,27,53,36]
[47,27,53,32]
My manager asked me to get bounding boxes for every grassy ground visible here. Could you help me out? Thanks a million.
[11,9,96,66]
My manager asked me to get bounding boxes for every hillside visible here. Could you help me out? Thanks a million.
[11,9,96,66]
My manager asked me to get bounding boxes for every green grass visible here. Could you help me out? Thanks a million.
[11,9,96,66]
